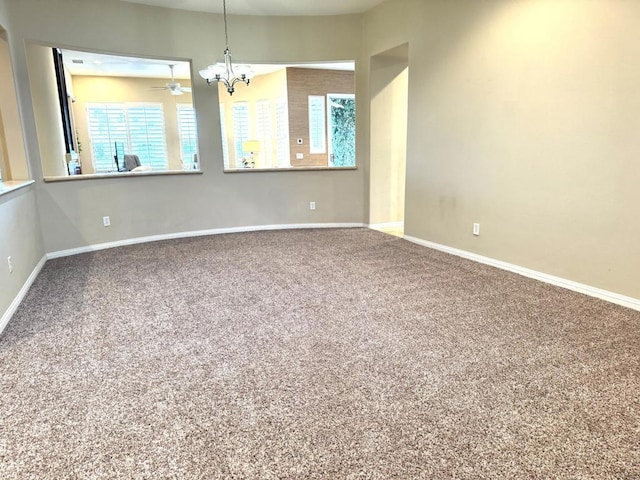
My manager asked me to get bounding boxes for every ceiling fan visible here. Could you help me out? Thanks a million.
[152,64,192,95]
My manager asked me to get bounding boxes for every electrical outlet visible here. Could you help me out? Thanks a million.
[473,223,480,236]
[7,256,13,274]
[103,216,111,227]
[296,153,304,159]
[309,201,316,210]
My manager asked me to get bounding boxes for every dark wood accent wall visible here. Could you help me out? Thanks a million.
[286,67,354,167]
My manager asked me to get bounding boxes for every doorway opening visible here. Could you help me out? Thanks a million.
[369,44,409,237]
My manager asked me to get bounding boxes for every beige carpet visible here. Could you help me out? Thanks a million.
[1,228,639,479]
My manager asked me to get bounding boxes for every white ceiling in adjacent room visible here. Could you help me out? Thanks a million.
[60,48,354,79]
[115,0,385,16]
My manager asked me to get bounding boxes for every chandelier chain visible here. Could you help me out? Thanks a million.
[223,0,229,49]
[199,0,252,95]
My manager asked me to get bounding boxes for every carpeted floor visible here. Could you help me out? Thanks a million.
[1,228,639,479]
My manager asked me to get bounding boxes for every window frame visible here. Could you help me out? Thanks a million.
[86,101,168,173]
[176,103,198,170]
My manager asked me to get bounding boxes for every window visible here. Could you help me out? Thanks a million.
[86,102,167,173]
[327,94,356,167]
[216,63,354,171]
[86,104,127,173]
[255,100,273,168]
[222,98,289,169]
[275,98,290,168]
[231,102,250,167]
[308,95,326,154]
[126,104,167,170]
[177,104,198,169]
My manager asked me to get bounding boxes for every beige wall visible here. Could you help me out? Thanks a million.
[365,0,640,299]
[0,29,28,180]
[0,187,44,327]
[3,0,639,318]
[369,46,408,225]
[0,0,46,328]
[5,0,365,254]
[26,43,67,177]
[72,75,194,173]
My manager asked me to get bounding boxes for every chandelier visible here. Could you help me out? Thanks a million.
[199,0,253,96]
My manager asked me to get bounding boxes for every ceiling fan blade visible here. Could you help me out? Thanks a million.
[148,66,190,95]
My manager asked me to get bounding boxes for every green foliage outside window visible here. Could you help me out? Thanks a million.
[330,97,356,167]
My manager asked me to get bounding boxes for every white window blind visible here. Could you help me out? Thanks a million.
[275,98,290,168]
[255,99,273,168]
[126,104,167,171]
[86,102,167,173]
[232,102,250,166]
[177,104,198,169]
[86,104,128,173]
[308,95,326,154]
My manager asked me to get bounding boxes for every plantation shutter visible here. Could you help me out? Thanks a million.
[126,104,167,170]
[177,104,198,169]
[275,98,290,168]
[232,102,250,166]
[86,103,128,173]
[255,99,273,168]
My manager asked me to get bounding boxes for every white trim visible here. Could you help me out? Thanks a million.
[0,255,47,335]
[47,223,365,259]
[5,227,638,335]
[0,180,35,197]
[403,235,640,312]
[308,95,326,154]
[369,221,404,230]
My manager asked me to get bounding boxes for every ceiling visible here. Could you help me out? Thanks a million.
[62,0,368,78]
[117,0,385,16]
[61,49,192,78]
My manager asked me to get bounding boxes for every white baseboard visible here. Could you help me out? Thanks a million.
[403,235,640,312]
[47,222,365,259]
[0,255,47,335]
[2,224,364,332]
[10,227,635,338]
[369,221,404,230]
